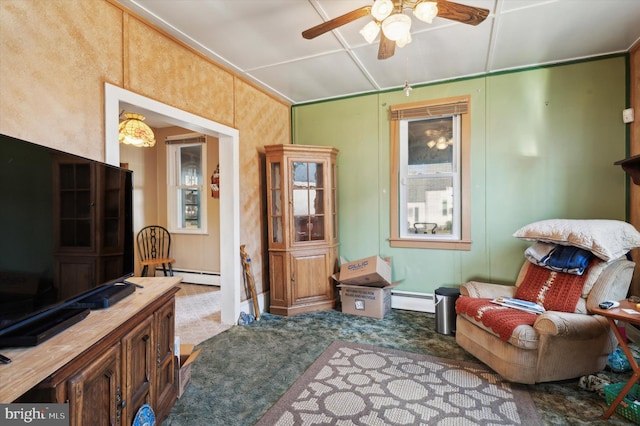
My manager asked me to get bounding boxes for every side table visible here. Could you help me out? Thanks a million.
[589,300,640,420]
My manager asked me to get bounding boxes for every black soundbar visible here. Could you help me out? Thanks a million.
[73,282,136,309]
[0,307,90,348]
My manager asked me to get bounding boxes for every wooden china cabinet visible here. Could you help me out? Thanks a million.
[52,156,128,299]
[265,144,339,316]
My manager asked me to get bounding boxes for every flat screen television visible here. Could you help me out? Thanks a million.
[0,133,134,347]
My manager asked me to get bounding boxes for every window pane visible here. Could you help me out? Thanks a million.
[292,189,310,215]
[180,145,202,185]
[406,176,453,235]
[167,138,207,233]
[294,216,310,242]
[181,188,200,229]
[408,118,453,174]
[310,216,324,241]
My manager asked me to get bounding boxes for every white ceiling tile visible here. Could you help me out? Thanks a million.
[115,0,640,104]
[490,0,640,71]
[249,51,378,103]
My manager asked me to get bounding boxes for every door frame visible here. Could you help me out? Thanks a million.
[104,83,241,325]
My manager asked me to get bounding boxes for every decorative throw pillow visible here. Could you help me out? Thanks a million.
[513,219,640,261]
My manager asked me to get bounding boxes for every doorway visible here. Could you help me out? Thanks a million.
[104,83,240,325]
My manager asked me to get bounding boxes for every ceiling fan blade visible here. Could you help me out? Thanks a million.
[302,6,372,39]
[436,1,490,26]
[377,32,396,60]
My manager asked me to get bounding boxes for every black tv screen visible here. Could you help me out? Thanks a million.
[0,133,134,340]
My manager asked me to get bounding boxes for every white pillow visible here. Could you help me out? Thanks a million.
[513,219,640,261]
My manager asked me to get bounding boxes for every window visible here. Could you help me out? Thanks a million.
[389,96,471,250]
[167,134,207,234]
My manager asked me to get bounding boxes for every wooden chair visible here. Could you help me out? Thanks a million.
[136,225,175,277]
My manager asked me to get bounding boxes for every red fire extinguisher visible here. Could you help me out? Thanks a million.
[211,164,220,198]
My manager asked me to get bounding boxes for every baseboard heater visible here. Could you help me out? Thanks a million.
[391,290,436,314]
[154,268,220,286]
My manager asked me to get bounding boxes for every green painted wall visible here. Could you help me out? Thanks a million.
[292,56,628,293]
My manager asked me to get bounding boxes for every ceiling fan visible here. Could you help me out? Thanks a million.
[302,0,489,60]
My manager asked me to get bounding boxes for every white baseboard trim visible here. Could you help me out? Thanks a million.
[154,268,220,286]
[391,290,435,314]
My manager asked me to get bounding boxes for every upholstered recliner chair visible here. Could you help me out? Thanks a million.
[455,219,640,384]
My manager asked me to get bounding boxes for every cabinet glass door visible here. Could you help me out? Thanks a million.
[102,167,122,249]
[291,161,324,242]
[58,162,93,248]
[270,162,283,243]
[331,162,338,241]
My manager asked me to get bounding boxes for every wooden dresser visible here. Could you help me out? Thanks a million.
[0,276,181,425]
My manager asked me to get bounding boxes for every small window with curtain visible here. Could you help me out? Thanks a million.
[166,134,208,234]
[389,96,471,250]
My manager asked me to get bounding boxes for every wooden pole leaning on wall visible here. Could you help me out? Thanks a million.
[240,245,261,321]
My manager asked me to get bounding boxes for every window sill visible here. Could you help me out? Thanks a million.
[388,238,471,250]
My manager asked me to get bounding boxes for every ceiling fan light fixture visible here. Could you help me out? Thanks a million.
[371,0,393,21]
[360,21,380,44]
[119,112,156,147]
[414,1,439,24]
[381,13,411,41]
[436,136,448,150]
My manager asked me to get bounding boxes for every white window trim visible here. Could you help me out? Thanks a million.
[166,135,208,235]
[389,96,471,250]
[398,115,461,241]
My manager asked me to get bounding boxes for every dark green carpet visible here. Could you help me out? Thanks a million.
[165,309,635,425]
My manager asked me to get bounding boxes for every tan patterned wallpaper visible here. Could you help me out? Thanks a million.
[0,0,292,301]
[0,0,123,160]
[125,17,235,128]
[235,80,291,295]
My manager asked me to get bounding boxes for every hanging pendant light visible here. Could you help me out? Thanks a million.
[119,112,156,147]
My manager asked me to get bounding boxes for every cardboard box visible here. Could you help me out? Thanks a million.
[175,344,201,398]
[338,256,392,287]
[339,283,397,319]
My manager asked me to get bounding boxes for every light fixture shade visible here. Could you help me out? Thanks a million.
[381,13,411,41]
[414,1,439,24]
[396,32,412,48]
[371,0,393,21]
[119,112,156,147]
[359,21,380,44]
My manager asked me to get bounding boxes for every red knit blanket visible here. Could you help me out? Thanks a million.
[456,262,592,342]
[514,261,591,312]
[456,297,537,341]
